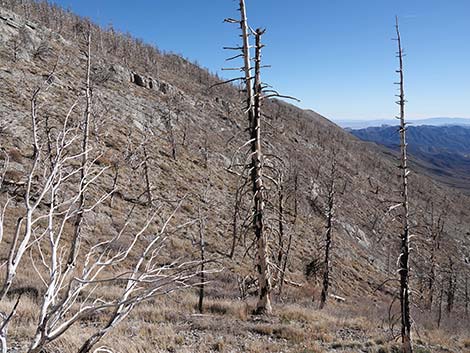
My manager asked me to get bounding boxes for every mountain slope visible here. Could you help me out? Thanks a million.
[351,125,470,189]
[0,2,469,352]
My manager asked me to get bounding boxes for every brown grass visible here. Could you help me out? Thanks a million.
[7,147,23,162]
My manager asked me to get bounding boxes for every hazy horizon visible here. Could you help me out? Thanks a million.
[335,116,470,122]
[335,116,470,129]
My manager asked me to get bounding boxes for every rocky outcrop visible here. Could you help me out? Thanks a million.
[131,72,145,87]
[129,70,175,95]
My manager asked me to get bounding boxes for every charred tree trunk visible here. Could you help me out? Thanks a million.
[198,207,206,314]
[234,0,272,315]
[109,165,119,208]
[395,17,413,353]
[142,145,152,206]
[202,134,209,169]
[252,28,271,315]
[278,172,297,296]
[427,203,436,310]
[227,0,255,261]
[319,159,336,309]
[437,282,444,329]
[426,202,443,310]
[274,171,285,286]
[427,247,436,309]
[465,275,469,318]
[446,257,456,314]
[163,113,177,161]
[67,27,92,270]
[229,177,243,259]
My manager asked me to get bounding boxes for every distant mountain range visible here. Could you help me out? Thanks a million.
[337,117,470,129]
[350,124,470,189]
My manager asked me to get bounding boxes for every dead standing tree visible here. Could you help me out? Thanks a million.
[278,170,298,297]
[251,28,272,315]
[265,158,298,295]
[394,17,413,353]
[197,182,210,314]
[465,274,469,318]
[131,135,155,206]
[221,0,271,314]
[220,0,297,315]
[270,165,285,289]
[319,158,337,309]
[444,255,457,315]
[424,200,445,310]
[67,24,92,271]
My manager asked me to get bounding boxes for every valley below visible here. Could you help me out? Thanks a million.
[350,124,470,191]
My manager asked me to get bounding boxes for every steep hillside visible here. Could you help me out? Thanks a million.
[351,125,470,190]
[0,2,469,352]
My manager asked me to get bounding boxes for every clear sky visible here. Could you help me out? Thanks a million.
[49,0,470,121]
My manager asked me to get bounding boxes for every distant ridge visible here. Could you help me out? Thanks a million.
[336,117,470,129]
[350,124,470,189]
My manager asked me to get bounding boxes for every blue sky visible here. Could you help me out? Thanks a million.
[50,0,470,121]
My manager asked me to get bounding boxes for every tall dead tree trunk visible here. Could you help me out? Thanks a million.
[278,172,297,296]
[229,177,244,259]
[426,202,443,310]
[223,0,290,314]
[66,27,92,270]
[276,172,285,276]
[395,17,413,353]
[198,203,206,314]
[465,275,469,318]
[437,282,443,328]
[142,145,153,206]
[319,159,336,309]
[252,28,271,315]
[446,256,456,314]
[239,0,254,114]
[229,0,272,314]
[109,165,119,208]
[196,181,210,314]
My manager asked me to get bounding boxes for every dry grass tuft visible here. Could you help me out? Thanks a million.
[202,298,249,321]
[251,323,305,343]
[7,147,23,162]
[463,338,470,348]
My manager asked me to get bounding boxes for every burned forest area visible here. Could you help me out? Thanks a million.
[0,1,469,352]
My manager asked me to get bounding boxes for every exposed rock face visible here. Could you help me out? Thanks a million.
[132,72,145,87]
[158,80,172,94]
[108,64,130,83]
[0,11,21,29]
[103,65,157,88]
[129,70,174,94]
[0,9,41,61]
